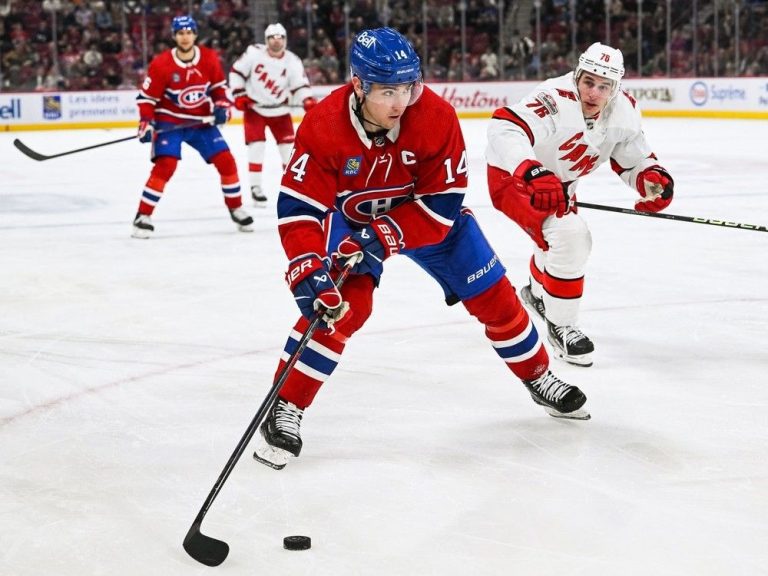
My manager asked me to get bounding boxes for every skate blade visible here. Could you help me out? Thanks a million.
[253,443,291,470]
[237,224,255,233]
[550,347,593,367]
[542,405,591,420]
[131,228,152,239]
[520,296,545,321]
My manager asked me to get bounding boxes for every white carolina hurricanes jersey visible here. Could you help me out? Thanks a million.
[486,71,659,192]
[229,44,312,117]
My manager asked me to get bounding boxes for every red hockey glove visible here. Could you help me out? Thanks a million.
[286,254,348,328]
[213,100,231,125]
[303,97,317,112]
[233,95,252,112]
[635,167,674,213]
[513,160,569,218]
[137,118,155,143]
[334,218,403,275]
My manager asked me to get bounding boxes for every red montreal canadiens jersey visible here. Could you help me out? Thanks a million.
[137,46,228,123]
[277,84,468,261]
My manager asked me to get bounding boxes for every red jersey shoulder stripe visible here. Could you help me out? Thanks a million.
[492,107,534,146]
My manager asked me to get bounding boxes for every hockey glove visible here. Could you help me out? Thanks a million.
[303,97,317,112]
[513,160,569,218]
[335,218,403,276]
[233,95,253,112]
[213,100,231,125]
[286,254,348,328]
[138,118,155,143]
[635,167,674,213]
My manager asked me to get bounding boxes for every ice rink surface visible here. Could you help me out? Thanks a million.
[1,116,767,575]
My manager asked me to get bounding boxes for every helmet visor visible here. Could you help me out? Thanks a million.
[364,80,424,107]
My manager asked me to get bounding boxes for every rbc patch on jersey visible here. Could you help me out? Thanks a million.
[42,95,62,120]
[343,156,362,176]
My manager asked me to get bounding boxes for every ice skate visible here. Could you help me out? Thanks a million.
[547,321,594,367]
[229,207,254,232]
[251,185,268,206]
[131,213,154,239]
[523,370,590,420]
[253,399,304,470]
[520,284,545,321]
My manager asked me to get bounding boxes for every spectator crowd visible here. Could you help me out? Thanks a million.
[1,0,766,92]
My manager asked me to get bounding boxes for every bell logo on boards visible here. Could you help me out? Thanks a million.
[0,98,21,120]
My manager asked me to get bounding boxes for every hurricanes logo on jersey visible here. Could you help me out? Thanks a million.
[253,63,286,99]
[558,132,601,177]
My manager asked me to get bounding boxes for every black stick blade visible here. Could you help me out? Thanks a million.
[13,138,49,161]
[183,523,229,567]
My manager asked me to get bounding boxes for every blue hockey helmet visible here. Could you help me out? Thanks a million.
[171,15,198,35]
[350,28,422,103]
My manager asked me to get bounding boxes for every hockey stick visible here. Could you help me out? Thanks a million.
[183,267,350,567]
[576,202,768,233]
[12,116,215,162]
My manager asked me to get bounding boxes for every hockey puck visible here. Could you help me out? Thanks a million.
[283,535,311,551]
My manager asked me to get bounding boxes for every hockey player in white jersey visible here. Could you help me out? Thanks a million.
[229,23,317,205]
[486,42,674,367]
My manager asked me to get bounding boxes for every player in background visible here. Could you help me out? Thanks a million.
[228,23,317,206]
[252,28,590,471]
[486,42,674,367]
[132,15,253,239]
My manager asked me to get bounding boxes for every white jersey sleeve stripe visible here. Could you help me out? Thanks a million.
[414,197,456,227]
[279,184,331,212]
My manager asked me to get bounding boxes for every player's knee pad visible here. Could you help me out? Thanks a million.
[150,155,178,182]
[211,150,238,177]
[463,276,525,329]
[542,214,592,272]
[333,274,375,339]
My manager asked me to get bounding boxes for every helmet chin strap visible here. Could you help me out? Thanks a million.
[353,94,389,135]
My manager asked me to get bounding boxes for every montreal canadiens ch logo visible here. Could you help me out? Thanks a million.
[340,186,412,224]
[177,86,208,108]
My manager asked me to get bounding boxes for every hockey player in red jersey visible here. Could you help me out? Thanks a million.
[132,15,253,239]
[229,23,317,206]
[253,28,590,471]
[486,42,675,367]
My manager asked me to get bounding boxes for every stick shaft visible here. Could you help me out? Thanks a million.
[13,117,215,161]
[576,201,768,232]
[183,268,350,563]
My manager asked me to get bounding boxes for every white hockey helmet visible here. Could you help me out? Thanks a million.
[575,42,625,98]
[264,23,287,41]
